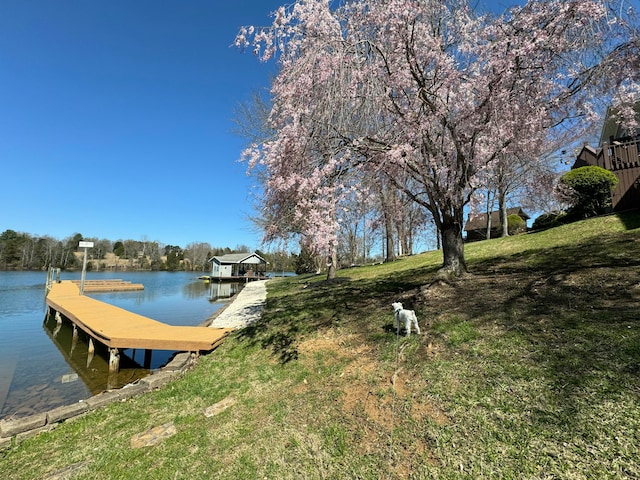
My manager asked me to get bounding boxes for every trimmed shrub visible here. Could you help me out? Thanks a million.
[532,211,568,231]
[558,166,618,218]
[507,214,527,235]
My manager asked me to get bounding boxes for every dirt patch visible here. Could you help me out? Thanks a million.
[411,400,450,426]
[297,331,350,356]
[342,381,393,427]
[297,325,449,470]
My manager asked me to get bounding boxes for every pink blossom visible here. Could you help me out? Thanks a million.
[236,0,639,272]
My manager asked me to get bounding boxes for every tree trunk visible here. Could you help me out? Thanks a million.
[439,215,467,276]
[485,189,496,240]
[384,212,396,262]
[499,190,509,237]
[485,209,492,240]
[326,248,337,280]
[362,213,367,264]
[385,227,395,262]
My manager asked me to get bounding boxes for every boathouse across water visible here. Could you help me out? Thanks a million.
[208,252,268,280]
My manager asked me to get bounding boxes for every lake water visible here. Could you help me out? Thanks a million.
[0,271,240,420]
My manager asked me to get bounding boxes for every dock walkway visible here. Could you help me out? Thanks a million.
[46,281,231,372]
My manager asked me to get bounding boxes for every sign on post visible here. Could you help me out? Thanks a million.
[79,241,94,294]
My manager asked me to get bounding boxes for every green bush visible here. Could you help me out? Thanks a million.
[507,214,527,235]
[532,211,568,231]
[558,166,618,218]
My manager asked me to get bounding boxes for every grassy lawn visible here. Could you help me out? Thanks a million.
[1,212,639,479]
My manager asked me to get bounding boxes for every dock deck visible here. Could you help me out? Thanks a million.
[45,281,231,371]
[69,279,145,292]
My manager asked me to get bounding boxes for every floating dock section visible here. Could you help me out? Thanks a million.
[45,281,231,373]
[69,279,144,293]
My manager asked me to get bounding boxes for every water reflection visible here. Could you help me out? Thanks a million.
[182,279,211,299]
[208,281,244,301]
[1,272,229,419]
[42,312,152,393]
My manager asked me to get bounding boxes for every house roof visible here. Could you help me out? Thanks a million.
[571,144,602,169]
[581,144,600,156]
[208,252,268,265]
[465,207,530,232]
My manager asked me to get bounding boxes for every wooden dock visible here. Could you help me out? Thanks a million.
[68,279,144,292]
[45,281,231,372]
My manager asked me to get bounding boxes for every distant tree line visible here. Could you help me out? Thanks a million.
[0,230,297,273]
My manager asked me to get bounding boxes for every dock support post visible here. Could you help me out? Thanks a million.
[53,311,62,337]
[109,348,120,374]
[86,338,95,368]
[144,349,152,370]
[71,324,78,354]
[107,371,117,390]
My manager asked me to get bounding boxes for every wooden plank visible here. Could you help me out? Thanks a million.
[46,282,231,352]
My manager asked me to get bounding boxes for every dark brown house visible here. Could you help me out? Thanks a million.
[464,207,530,242]
[572,103,640,212]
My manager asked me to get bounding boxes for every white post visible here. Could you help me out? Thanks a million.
[46,267,52,291]
[80,248,88,295]
[78,241,94,295]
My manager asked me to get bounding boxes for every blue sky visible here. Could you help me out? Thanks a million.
[0,0,283,249]
[1,0,614,250]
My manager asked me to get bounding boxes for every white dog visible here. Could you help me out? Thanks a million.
[392,302,420,337]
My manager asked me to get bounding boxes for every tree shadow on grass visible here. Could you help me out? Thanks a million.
[233,267,433,363]
[234,277,354,363]
[420,229,640,432]
[236,320,301,363]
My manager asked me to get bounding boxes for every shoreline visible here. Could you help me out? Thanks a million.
[0,280,269,448]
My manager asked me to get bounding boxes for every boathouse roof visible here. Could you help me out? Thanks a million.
[208,252,268,265]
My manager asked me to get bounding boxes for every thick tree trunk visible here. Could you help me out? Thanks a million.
[439,216,467,277]
[326,248,337,280]
[384,215,396,262]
